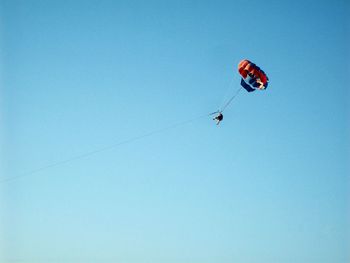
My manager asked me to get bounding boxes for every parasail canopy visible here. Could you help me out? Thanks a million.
[238,59,269,92]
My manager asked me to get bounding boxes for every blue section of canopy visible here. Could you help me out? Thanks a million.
[240,79,255,92]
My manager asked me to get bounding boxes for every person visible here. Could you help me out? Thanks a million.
[213,112,223,125]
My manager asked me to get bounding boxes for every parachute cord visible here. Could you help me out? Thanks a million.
[0,112,212,183]
[218,77,235,109]
[220,86,243,113]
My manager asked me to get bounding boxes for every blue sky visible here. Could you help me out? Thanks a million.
[0,0,349,262]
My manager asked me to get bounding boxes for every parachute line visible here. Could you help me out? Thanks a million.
[218,76,236,110]
[220,86,243,113]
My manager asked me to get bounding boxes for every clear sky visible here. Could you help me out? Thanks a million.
[0,0,349,262]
